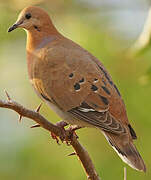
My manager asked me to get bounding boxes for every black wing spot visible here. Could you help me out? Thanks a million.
[99,95,109,105]
[69,73,74,78]
[91,85,98,92]
[79,78,84,83]
[114,84,121,96]
[74,83,80,91]
[94,78,98,82]
[128,124,137,139]
[101,86,111,95]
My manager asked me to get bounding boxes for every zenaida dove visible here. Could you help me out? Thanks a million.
[8,6,146,172]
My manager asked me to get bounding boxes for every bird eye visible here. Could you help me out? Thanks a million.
[25,13,31,19]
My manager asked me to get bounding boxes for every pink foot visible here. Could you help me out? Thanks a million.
[50,121,68,144]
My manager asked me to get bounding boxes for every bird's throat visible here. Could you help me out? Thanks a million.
[26,27,59,51]
[26,31,47,51]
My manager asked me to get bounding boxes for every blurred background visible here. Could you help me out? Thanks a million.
[0,0,151,179]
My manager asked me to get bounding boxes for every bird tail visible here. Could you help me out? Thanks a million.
[102,131,146,172]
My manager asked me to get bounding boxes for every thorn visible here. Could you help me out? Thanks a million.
[30,124,40,128]
[68,152,76,156]
[4,90,11,101]
[18,115,22,122]
[35,103,42,113]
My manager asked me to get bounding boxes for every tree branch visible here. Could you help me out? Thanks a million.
[0,93,100,180]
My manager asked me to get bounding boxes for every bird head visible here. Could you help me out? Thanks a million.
[8,6,55,33]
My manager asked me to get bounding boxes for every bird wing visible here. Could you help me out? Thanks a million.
[33,40,130,134]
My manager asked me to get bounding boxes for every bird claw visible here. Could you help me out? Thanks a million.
[61,126,80,145]
[50,132,60,145]
[50,121,69,145]
[67,125,81,139]
[50,122,80,145]
[50,127,69,145]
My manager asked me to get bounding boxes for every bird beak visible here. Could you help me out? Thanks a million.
[8,21,23,32]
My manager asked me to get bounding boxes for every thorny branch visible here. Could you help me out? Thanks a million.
[0,92,100,180]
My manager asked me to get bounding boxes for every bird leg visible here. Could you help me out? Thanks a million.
[67,125,81,140]
[56,121,68,128]
[50,122,81,145]
[68,125,81,132]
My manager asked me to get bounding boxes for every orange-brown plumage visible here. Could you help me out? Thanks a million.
[8,6,146,172]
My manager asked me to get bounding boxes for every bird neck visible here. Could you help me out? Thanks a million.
[26,25,59,51]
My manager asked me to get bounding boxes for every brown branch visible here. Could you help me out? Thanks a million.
[0,94,100,180]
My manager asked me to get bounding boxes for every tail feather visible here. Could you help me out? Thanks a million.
[102,131,146,172]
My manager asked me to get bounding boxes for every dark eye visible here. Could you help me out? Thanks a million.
[25,13,31,19]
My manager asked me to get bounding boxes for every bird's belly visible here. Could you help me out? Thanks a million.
[45,100,93,127]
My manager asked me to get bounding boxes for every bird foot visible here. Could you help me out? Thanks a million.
[51,132,61,145]
[50,122,81,145]
[50,121,68,145]
[66,125,81,139]
[56,121,68,128]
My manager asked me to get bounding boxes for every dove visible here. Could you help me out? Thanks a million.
[8,6,146,172]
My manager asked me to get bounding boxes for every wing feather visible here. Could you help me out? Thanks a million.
[68,102,126,134]
[34,43,130,134]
